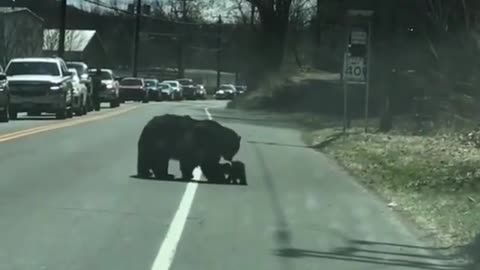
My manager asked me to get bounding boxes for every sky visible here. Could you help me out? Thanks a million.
[70,0,239,22]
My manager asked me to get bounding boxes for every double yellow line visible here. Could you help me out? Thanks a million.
[0,105,139,143]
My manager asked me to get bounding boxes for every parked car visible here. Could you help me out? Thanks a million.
[145,78,161,101]
[88,68,120,108]
[66,61,92,111]
[194,84,207,100]
[177,78,197,100]
[235,85,247,95]
[214,84,237,100]
[162,80,183,100]
[119,77,147,102]
[6,57,74,119]
[0,65,9,122]
[158,82,174,100]
[68,68,88,116]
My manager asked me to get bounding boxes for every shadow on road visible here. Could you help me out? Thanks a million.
[130,175,248,186]
[247,140,315,149]
[252,144,295,270]
[210,114,306,129]
[274,239,468,270]
[209,110,341,130]
[15,116,56,121]
[14,104,116,121]
[456,233,480,270]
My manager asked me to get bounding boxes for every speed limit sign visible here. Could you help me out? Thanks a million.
[343,56,366,83]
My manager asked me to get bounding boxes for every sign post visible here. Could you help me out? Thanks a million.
[342,10,373,135]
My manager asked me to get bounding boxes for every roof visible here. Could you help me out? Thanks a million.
[0,7,44,22]
[43,29,97,52]
[122,77,144,80]
[68,68,79,75]
[88,68,112,73]
[9,57,62,63]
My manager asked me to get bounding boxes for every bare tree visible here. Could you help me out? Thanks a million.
[43,30,87,54]
[162,0,210,21]
[151,0,167,17]
[228,0,251,24]
[111,0,120,12]
[2,13,43,66]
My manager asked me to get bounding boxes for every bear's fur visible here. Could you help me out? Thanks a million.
[137,114,241,180]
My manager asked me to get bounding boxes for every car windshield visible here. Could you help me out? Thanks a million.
[88,70,112,80]
[6,62,60,76]
[158,84,169,89]
[145,80,157,87]
[166,82,177,87]
[67,63,87,75]
[121,79,142,86]
[219,86,234,91]
[178,79,193,85]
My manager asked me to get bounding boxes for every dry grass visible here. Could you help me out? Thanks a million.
[320,131,480,247]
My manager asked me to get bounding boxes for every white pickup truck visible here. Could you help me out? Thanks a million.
[6,57,74,119]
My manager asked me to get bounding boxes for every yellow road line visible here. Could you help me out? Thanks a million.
[0,106,140,143]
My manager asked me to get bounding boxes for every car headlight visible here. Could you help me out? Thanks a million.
[80,74,89,80]
[106,84,113,89]
[50,85,61,90]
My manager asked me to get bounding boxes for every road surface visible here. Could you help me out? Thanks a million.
[0,100,465,270]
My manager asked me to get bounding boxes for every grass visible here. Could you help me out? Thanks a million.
[317,130,480,248]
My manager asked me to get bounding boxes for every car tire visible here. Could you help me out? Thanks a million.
[0,105,9,123]
[9,108,17,120]
[67,108,73,118]
[56,109,67,120]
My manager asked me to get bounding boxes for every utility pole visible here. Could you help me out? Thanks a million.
[177,0,187,79]
[58,0,67,58]
[216,15,222,90]
[132,0,142,77]
[313,0,321,68]
[182,0,187,20]
[250,3,254,26]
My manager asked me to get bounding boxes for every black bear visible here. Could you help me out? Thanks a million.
[229,161,247,185]
[137,114,241,180]
[200,160,246,185]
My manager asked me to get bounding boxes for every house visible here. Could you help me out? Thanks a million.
[43,29,109,68]
[0,7,44,67]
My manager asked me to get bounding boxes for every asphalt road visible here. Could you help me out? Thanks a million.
[0,100,466,270]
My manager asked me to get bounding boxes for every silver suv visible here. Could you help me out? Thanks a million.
[6,57,74,119]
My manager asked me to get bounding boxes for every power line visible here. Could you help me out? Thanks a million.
[82,0,210,26]
[83,0,130,14]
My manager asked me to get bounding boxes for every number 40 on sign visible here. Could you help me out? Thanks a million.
[344,56,367,83]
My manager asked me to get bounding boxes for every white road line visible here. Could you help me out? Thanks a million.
[150,172,200,270]
[204,107,212,119]
[150,108,212,270]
